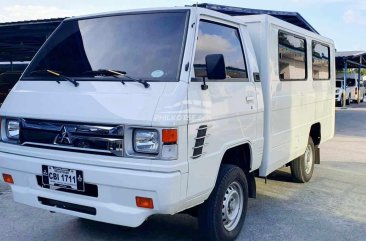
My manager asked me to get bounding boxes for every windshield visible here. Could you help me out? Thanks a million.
[22,11,189,81]
[336,81,342,88]
[347,79,356,87]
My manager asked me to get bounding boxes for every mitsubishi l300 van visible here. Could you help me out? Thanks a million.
[0,6,335,241]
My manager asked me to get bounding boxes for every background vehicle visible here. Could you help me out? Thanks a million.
[337,73,364,103]
[361,76,366,102]
[335,79,351,106]
[0,7,335,241]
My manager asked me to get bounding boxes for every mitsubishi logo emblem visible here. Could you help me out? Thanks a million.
[54,126,72,145]
[77,174,83,183]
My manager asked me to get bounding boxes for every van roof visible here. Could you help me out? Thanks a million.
[195,3,318,34]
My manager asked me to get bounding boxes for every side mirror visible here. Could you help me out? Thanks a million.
[201,54,226,90]
[205,54,226,80]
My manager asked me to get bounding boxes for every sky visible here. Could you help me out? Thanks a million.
[0,0,365,51]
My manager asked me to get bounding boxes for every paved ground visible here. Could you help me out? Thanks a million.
[1,104,366,241]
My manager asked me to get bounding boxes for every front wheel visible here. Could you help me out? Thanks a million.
[198,165,248,241]
[291,137,315,183]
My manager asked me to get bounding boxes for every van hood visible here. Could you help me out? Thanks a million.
[0,80,188,126]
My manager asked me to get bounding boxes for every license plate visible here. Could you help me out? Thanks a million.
[42,165,84,191]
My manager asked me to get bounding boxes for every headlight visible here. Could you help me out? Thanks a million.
[6,119,20,140]
[336,89,340,93]
[133,129,159,154]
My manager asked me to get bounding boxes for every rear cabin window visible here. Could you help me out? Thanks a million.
[278,31,307,80]
[312,42,330,80]
[194,20,248,81]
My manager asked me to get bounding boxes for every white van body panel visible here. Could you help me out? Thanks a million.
[2,81,168,126]
[237,15,335,176]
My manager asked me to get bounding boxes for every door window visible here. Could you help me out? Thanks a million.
[193,20,248,81]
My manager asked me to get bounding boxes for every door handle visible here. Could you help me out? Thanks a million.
[246,96,255,102]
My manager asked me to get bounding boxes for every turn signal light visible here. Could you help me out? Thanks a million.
[162,129,178,144]
[136,196,154,209]
[2,173,14,184]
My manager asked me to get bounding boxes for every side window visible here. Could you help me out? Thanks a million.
[194,20,248,81]
[312,42,330,80]
[278,31,307,80]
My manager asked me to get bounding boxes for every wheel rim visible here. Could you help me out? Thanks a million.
[222,181,243,232]
[304,144,314,175]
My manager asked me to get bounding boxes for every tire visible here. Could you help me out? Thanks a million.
[291,137,315,183]
[336,95,343,107]
[346,96,350,105]
[198,165,248,241]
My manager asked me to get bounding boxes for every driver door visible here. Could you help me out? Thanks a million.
[186,18,257,197]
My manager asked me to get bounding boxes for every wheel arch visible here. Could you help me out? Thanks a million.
[310,122,321,146]
[220,143,256,198]
[309,123,321,164]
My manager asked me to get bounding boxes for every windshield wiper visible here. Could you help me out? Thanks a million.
[31,69,79,87]
[84,69,150,88]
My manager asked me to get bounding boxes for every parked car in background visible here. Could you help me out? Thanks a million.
[337,73,365,104]
[361,76,366,102]
[335,79,351,106]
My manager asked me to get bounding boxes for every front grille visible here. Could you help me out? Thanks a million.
[19,119,124,157]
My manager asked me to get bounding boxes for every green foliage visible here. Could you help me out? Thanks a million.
[336,68,366,75]
[362,69,366,75]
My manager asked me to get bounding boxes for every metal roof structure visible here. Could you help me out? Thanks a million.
[336,51,366,69]
[0,18,64,62]
[194,3,319,34]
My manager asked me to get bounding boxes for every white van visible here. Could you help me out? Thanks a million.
[361,76,366,102]
[336,73,365,103]
[0,7,335,241]
[335,79,351,106]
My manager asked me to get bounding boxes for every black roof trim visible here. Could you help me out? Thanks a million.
[194,3,319,34]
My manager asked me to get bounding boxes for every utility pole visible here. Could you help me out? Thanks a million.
[360,56,363,103]
[358,65,361,103]
[343,58,347,108]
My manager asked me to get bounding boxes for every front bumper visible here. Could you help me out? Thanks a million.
[0,151,187,227]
